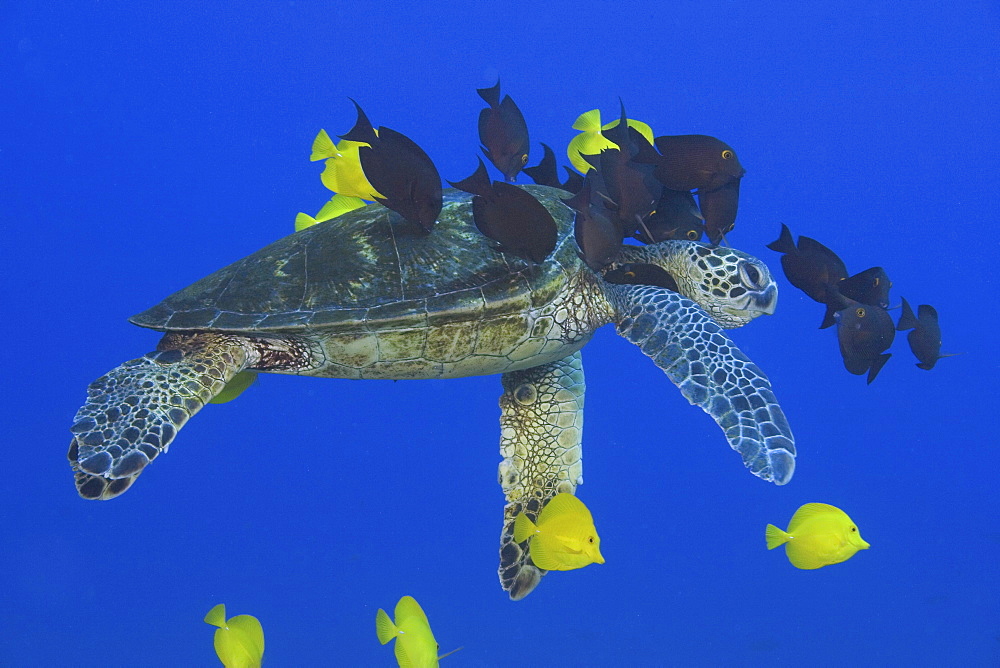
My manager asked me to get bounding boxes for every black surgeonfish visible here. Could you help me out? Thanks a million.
[477,80,530,182]
[636,134,745,244]
[563,177,624,271]
[649,134,746,192]
[340,101,442,232]
[448,158,557,263]
[766,224,848,305]
[636,188,704,243]
[523,142,583,193]
[896,298,955,370]
[592,104,661,239]
[698,178,740,244]
[820,267,892,329]
[602,262,679,292]
[834,297,895,384]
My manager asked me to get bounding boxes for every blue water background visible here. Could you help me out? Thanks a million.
[2,2,997,665]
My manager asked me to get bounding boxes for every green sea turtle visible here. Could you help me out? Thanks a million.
[67,185,794,599]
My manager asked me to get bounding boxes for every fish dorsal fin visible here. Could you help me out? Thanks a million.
[204,603,227,628]
[787,502,844,533]
[477,79,501,108]
[375,608,398,645]
[538,492,590,525]
[917,304,938,322]
[395,595,429,628]
[896,297,919,331]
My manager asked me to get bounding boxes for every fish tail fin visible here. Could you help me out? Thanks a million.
[477,79,501,107]
[512,512,538,543]
[572,109,602,132]
[765,524,790,549]
[310,129,337,161]
[867,353,892,384]
[204,604,227,628]
[765,223,796,253]
[896,297,919,331]
[294,212,318,231]
[374,608,397,645]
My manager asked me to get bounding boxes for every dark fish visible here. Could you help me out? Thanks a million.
[636,188,704,243]
[561,167,585,194]
[563,177,623,271]
[602,262,679,292]
[698,178,740,245]
[820,267,892,328]
[648,134,745,193]
[896,298,955,370]
[340,101,442,232]
[834,297,895,384]
[448,158,557,263]
[523,143,561,188]
[477,80,530,182]
[766,224,848,304]
[586,103,660,240]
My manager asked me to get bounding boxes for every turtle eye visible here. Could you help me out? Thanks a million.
[686,229,699,240]
[739,260,763,288]
[722,149,735,160]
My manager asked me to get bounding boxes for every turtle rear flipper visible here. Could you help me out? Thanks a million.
[68,333,255,500]
[497,351,585,600]
[607,283,796,485]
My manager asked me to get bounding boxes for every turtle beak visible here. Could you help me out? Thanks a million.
[751,284,778,316]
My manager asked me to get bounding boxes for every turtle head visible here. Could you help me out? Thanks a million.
[604,241,778,328]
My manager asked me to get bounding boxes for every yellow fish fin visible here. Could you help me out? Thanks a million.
[225,615,264,663]
[315,194,366,221]
[571,109,602,131]
[513,512,537,543]
[601,117,655,145]
[537,492,592,524]
[567,132,614,174]
[526,531,565,571]
[786,502,845,533]
[294,212,319,231]
[310,129,337,161]
[784,542,828,570]
[209,370,258,404]
[394,595,429,627]
[375,607,398,645]
[765,523,790,549]
[204,603,227,628]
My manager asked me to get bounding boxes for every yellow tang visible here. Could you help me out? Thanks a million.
[376,595,460,668]
[204,603,264,668]
[209,370,258,404]
[294,193,367,231]
[311,128,384,200]
[566,109,654,174]
[766,502,870,569]
[513,492,605,571]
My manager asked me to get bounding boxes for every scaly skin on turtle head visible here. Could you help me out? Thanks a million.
[608,241,778,329]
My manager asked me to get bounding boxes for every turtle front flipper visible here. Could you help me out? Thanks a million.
[606,283,796,485]
[497,351,585,600]
[68,332,260,500]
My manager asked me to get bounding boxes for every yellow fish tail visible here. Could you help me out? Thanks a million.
[209,370,258,404]
[765,523,790,549]
[204,603,227,628]
[513,512,538,543]
[310,129,337,161]
[375,608,398,645]
[294,212,319,231]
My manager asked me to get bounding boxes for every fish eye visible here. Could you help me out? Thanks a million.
[873,277,880,286]
[686,229,699,240]
[520,153,528,165]
[851,526,857,532]
[722,149,734,160]
[588,537,594,543]
[856,307,866,317]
